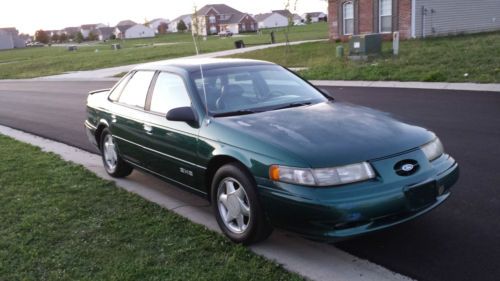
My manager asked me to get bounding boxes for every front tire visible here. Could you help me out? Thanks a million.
[100,128,133,178]
[211,163,273,244]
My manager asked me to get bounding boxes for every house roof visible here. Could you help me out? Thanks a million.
[149,18,169,24]
[272,9,293,18]
[198,4,242,15]
[254,13,273,22]
[81,24,98,30]
[64,27,80,33]
[116,25,133,33]
[172,14,191,23]
[97,27,115,37]
[117,20,137,27]
[292,14,302,20]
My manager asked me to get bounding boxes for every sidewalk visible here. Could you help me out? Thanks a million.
[312,80,500,93]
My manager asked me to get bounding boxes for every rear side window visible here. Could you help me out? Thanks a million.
[150,72,191,115]
[108,73,132,101]
[118,71,155,108]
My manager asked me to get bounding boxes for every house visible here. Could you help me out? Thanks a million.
[303,12,328,23]
[63,27,80,37]
[115,24,155,39]
[255,12,289,29]
[169,14,192,33]
[80,23,106,39]
[0,27,26,50]
[258,9,302,26]
[328,0,500,41]
[96,27,115,41]
[192,4,257,36]
[148,18,169,34]
[292,14,304,25]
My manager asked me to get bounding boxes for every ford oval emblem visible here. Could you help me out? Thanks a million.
[402,164,415,172]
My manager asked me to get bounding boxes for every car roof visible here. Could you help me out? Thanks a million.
[133,58,275,73]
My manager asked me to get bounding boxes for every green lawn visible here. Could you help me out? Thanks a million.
[0,135,302,281]
[0,23,328,79]
[228,31,500,83]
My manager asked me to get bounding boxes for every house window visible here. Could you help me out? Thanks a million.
[241,24,246,32]
[210,25,217,34]
[379,0,392,33]
[209,16,216,24]
[343,1,354,35]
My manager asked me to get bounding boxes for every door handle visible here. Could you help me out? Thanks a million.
[143,124,153,135]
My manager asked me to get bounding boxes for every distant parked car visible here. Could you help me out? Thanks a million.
[218,30,233,37]
[85,58,459,244]
[27,42,45,47]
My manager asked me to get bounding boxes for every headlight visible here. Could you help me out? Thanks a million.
[269,162,376,187]
[421,138,444,161]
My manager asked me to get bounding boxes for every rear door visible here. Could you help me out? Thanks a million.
[109,70,156,166]
[141,71,204,192]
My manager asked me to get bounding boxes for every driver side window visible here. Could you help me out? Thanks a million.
[150,72,191,115]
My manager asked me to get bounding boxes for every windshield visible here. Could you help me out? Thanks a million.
[190,65,328,116]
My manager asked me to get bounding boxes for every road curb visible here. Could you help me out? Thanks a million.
[0,124,414,281]
[312,80,500,92]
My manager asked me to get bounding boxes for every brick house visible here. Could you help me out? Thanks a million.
[328,0,500,41]
[193,4,257,36]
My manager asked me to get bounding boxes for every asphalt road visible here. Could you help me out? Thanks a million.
[0,81,499,281]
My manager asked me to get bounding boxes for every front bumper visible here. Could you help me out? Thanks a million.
[258,150,459,241]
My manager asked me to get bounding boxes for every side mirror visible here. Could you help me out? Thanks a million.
[166,107,198,125]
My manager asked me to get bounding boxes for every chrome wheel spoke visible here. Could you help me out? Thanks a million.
[236,214,245,230]
[239,199,251,216]
[225,180,236,193]
[219,193,229,210]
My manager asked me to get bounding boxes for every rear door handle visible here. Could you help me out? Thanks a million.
[143,124,153,135]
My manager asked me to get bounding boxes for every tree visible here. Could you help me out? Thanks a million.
[158,22,168,35]
[35,30,49,44]
[88,31,98,41]
[59,33,68,43]
[51,33,60,43]
[177,20,187,33]
[306,14,312,24]
[75,32,84,43]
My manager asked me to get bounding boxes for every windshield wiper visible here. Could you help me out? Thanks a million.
[273,102,312,111]
[213,110,259,118]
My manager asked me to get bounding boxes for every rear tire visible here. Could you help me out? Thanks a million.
[100,128,133,178]
[211,163,273,244]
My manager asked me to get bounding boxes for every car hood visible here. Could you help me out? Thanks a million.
[208,102,434,168]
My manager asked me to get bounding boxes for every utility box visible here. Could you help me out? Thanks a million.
[349,34,382,59]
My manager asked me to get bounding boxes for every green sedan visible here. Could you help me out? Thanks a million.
[85,58,459,244]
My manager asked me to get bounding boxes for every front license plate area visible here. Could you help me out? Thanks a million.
[404,181,438,210]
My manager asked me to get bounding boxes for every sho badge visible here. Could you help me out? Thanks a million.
[180,167,194,177]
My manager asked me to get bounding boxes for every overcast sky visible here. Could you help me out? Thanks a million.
[2,0,328,34]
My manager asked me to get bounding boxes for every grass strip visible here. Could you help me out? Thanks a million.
[0,135,302,281]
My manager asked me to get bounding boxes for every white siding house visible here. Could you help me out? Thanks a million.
[0,31,14,50]
[149,18,169,34]
[169,14,192,33]
[255,13,289,29]
[124,25,155,39]
[413,0,500,38]
[0,28,26,50]
[303,12,327,23]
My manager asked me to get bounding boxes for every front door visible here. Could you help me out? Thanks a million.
[141,72,204,193]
